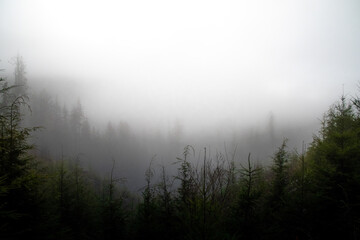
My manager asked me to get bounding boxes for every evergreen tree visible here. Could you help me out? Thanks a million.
[0,78,39,238]
[231,153,263,240]
[12,55,27,97]
[306,96,360,239]
[263,140,291,239]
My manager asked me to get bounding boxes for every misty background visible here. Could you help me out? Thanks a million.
[1,0,360,190]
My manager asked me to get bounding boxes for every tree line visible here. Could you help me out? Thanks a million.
[0,57,359,239]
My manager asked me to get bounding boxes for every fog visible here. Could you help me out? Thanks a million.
[1,0,360,190]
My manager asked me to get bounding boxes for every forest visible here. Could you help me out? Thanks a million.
[0,57,360,240]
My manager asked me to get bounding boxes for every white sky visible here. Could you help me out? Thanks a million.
[1,0,360,133]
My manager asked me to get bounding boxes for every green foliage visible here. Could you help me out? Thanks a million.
[270,139,289,206]
[3,57,360,240]
[0,77,41,238]
[306,96,360,239]
[230,153,263,239]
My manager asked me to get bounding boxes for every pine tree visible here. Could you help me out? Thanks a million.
[0,78,39,238]
[307,96,360,239]
[264,139,291,239]
[231,153,263,239]
[13,55,27,97]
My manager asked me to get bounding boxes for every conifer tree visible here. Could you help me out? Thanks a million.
[307,96,360,239]
[13,55,27,97]
[0,77,39,238]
